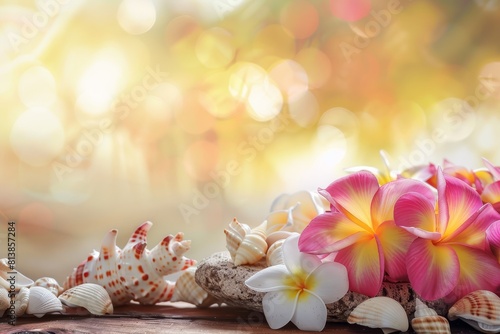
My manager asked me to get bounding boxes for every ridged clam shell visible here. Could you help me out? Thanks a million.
[34,277,64,297]
[224,219,267,266]
[411,298,450,334]
[26,286,63,318]
[14,286,30,316]
[171,267,219,307]
[59,283,113,315]
[448,290,500,333]
[0,258,34,291]
[0,288,9,317]
[347,296,409,334]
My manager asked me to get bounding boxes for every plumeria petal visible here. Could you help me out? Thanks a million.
[283,234,322,278]
[320,171,379,229]
[486,221,500,262]
[444,244,500,304]
[436,168,449,235]
[406,239,460,301]
[443,203,500,249]
[291,291,328,331]
[335,235,384,297]
[441,174,483,238]
[298,212,368,254]
[306,262,348,304]
[394,192,440,236]
[371,178,435,229]
[483,157,500,180]
[481,181,500,207]
[376,221,416,281]
[262,290,297,329]
[245,265,292,292]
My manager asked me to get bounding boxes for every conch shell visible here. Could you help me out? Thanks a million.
[448,290,500,333]
[347,296,409,334]
[224,218,267,266]
[411,298,451,334]
[0,258,34,291]
[64,221,197,306]
[171,267,219,307]
[59,283,113,315]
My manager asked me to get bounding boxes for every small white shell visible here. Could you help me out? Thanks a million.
[0,288,9,317]
[224,219,267,265]
[14,286,30,317]
[347,296,409,334]
[266,238,285,266]
[34,277,64,297]
[0,258,34,291]
[170,267,219,308]
[26,286,63,318]
[448,290,500,333]
[411,298,450,334]
[59,283,113,315]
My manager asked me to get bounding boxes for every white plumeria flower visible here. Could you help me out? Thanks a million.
[245,234,349,331]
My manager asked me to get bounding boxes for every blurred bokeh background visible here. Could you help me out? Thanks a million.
[1,0,500,282]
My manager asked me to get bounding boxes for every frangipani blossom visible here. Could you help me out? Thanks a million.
[481,158,500,211]
[298,171,435,296]
[486,221,500,264]
[394,168,500,302]
[245,235,348,331]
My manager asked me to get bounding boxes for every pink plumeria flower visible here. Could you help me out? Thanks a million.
[394,168,500,302]
[481,158,500,211]
[298,171,435,296]
[486,221,500,264]
[245,234,348,332]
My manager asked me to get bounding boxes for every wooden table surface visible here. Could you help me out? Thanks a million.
[0,302,480,333]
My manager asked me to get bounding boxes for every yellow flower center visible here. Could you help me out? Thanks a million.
[283,268,316,301]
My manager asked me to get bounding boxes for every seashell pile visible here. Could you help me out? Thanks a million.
[64,221,197,306]
[448,290,500,333]
[347,296,409,333]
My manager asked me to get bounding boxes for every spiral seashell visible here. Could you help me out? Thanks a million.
[347,296,409,333]
[448,290,500,333]
[224,218,267,266]
[266,238,285,267]
[0,288,9,317]
[63,221,197,306]
[26,286,63,318]
[0,258,34,292]
[34,277,64,297]
[14,286,30,317]
[59,283,113,315]
[411,298,451,334]
[171,267,219,308]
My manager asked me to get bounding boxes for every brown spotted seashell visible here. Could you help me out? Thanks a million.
[411,298,451,334]
[63,221,197,306]
[59,283,113,315]
[34,277,63,297]
[224,218,267,266]
[448,290,500,333]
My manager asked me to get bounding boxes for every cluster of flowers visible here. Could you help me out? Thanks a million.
[245,156,500,331]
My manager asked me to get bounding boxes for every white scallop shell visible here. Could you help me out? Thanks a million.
[347,296,409,334]
[14,286,30,317]
[448,290,500,333]
[411,298,450,334]
[0,288,9,317]
[26,286,63,318]
[224,218,267,265]
[59,283,113,315]
[170,267,219,308]
[0,258,34,291]
[34,277,64,297]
